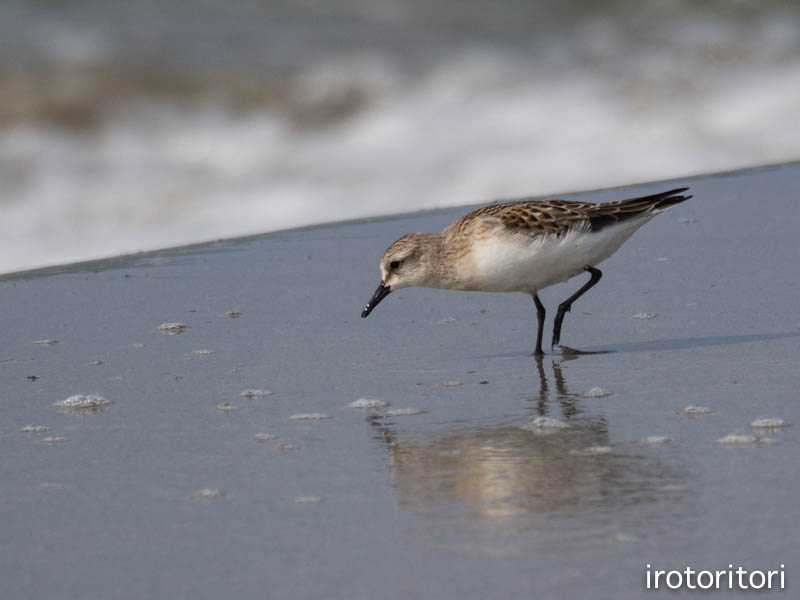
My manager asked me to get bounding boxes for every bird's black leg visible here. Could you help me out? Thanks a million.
[552,266,602,349]
[532,293,546,356]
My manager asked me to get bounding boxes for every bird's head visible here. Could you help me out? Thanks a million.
[361,233,439,317]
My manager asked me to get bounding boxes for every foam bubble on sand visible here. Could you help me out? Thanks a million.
[384,408,426,416]
[750,417,790,430]
[215,403,237,412]
[641,435,672,446]
[33,339,58,345]
[54,394,112,412]
[157,322,189,334]
[681,405,712,416]
[240,388,273,398]
[440,381,462,387]
[522,416,569,433]
[225,311,241,318]
[194,488,223,500]
[581,387,612,398]
[190,349,215,357]
[570,446,612,456]
[252,432,276,442]
[41,436,66,445]
[35,483,66,490]
[440,317,457,325]
[129,343,145,349]
[290,413,330,420]
[656,257,671,262]
[347,398,389,409]
[276,443,297,452]
[717,434,760,446]
[20,425,50,434]
[292,496,322,504]
[631,313,658,320]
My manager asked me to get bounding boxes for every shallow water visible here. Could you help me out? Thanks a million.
[1,164,799,598]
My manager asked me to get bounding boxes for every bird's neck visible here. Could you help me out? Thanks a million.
[421,232,471,289]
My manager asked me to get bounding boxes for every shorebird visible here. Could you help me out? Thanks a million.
[361,187,691,355]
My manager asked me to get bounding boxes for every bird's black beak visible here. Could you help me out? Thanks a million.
[362,282,391,318]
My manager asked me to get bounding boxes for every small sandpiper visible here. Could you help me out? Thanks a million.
[361,187,691,355]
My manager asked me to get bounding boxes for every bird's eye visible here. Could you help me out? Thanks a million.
[390,260,401,270]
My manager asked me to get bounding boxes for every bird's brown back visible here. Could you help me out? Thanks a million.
[445,188,691,238]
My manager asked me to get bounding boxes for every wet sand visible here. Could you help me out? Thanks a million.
[2,162,799,598]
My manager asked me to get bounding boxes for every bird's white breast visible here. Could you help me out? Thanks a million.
[466,219,650,293]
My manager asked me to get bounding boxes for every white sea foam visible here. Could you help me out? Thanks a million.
[289,413,330,421]
[384,408,426,416]
[292,496,322,504]
[194,488,223,500]
[681,405,712,417]
[54,394,112,412]
[20,425,50,434]
[347,398,390,409]
[522,416,569,433]
[581,387,612,398]
[717,434,760,446]
[240,388,273,398]
[751,417,790,430]
[157,323,189,335]
[2,7,800,274]
[641,436,672,446]
[41,436,66,445]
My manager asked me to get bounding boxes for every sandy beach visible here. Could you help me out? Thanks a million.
[2,162,799,598]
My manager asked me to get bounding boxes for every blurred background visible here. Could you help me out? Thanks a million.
[1,0,799,273]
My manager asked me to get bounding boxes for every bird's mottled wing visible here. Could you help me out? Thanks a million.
[447,200,593,237]
[447,188,691,237]
[496,200,594,234]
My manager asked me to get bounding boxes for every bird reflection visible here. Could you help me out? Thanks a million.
[531,353,579,418]
[367,356,687,526]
